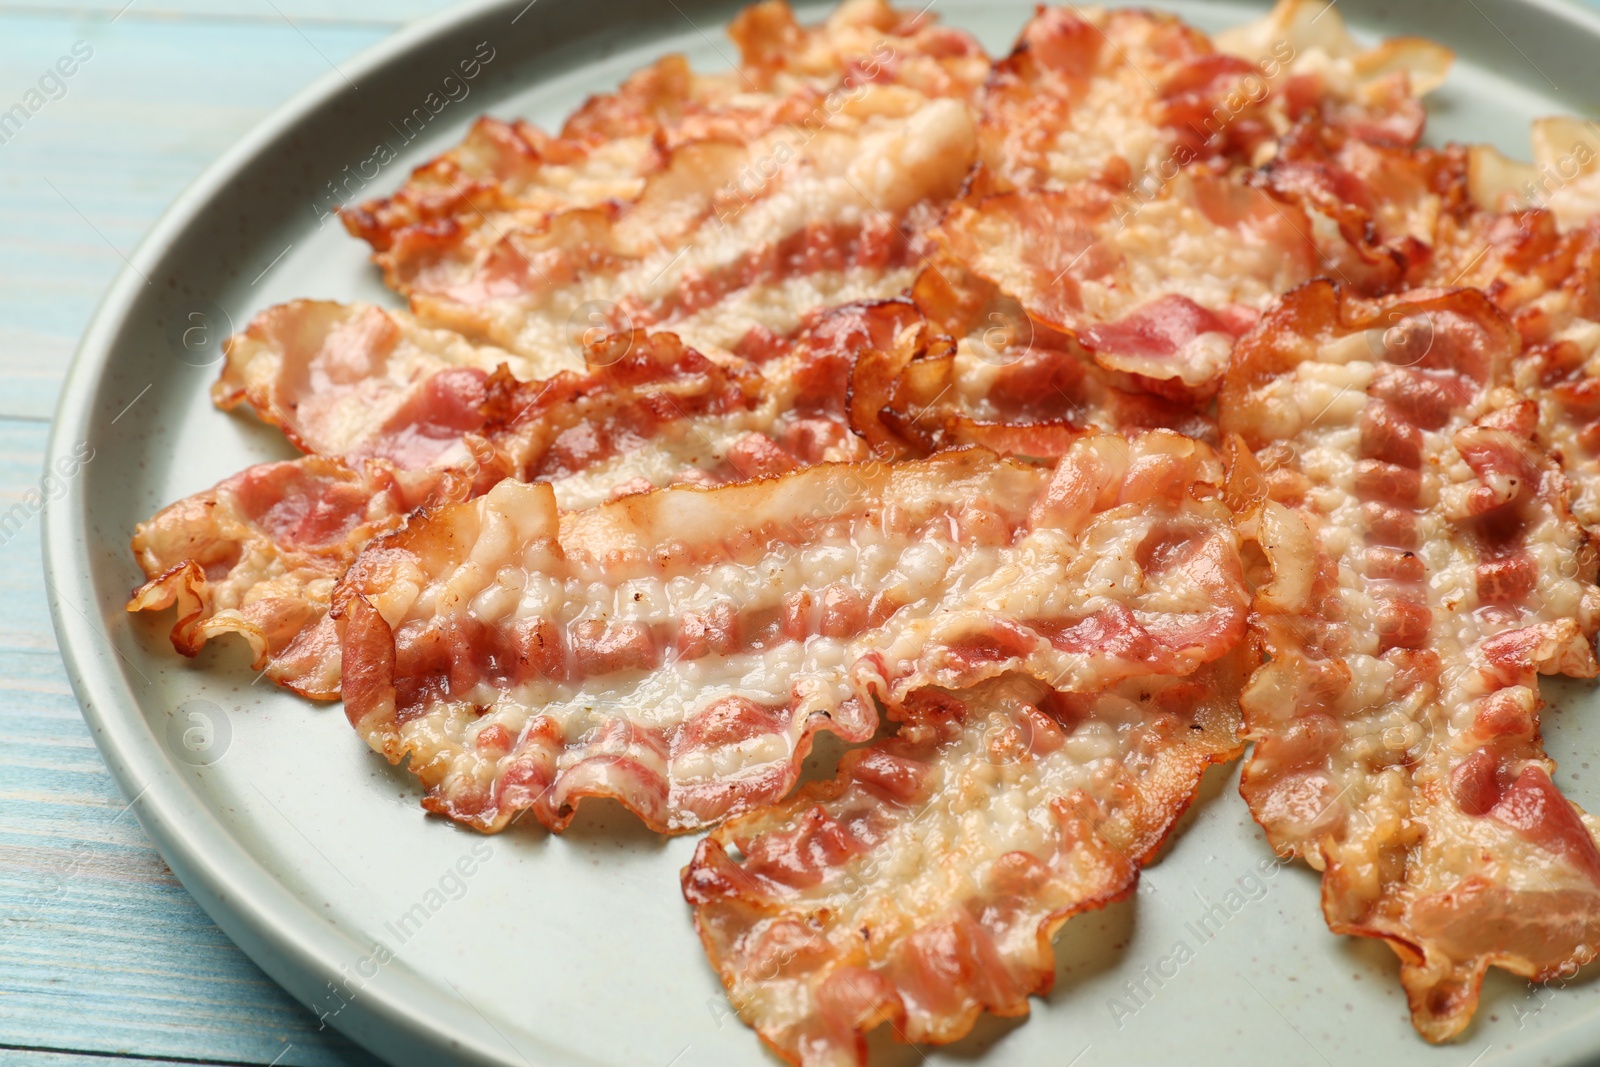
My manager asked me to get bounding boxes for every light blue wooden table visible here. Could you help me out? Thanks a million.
[6,2,1600,1065]
[0,4,454,1065]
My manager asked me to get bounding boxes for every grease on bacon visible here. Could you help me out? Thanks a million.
[1220,280,1600,1042]
[336,433,1248,835]
[683,436,1249,1065]
[128,458,466,698]
[344,0,988,277]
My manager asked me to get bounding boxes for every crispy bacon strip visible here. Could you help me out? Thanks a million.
[479,300,943,508]
[681,432,1248,1065]
[976,6,1217,193]
[137,307,798,690]
[1406,187,1600,528]
[979,2,1448,197]
[842,266,1215,461]
[1247,114,1600,530]
[937,176,1315,399]
[344,0,988,269]
[127,458,465,697]
[336,433,1247,834]
[1255,118,1461,294]
[950,11,1314,399]
[214,300,566,469]
[685,662,1245,1067]
[1214,0,1450,147]
[477,331,766,506]
[1220,280,1600,1041]
[1468,117,1600,231]
[345,3,986,364]
[381,89,974,363]
[1447,215,1600,526]
[944,2,1449,398]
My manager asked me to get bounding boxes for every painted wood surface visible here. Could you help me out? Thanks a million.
[0,4,451,1064]
[4,1,1600,1065]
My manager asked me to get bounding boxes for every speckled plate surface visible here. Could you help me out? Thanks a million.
[42,0,1600,1063]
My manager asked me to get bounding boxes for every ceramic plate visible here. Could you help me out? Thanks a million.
[43,0,1600,1063]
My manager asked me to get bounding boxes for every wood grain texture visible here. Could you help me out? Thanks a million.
[0,422,381,1067]
[0,5,453,1063]
[0,12,412,422]
[0,2,455,24]
[0,1051,256,1067]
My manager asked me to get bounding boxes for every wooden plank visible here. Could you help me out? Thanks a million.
[0,417,378,1067]
[0,2,454,24]
[0,1049,251,1067]
[0,421,60,655]
[0,12,430,423]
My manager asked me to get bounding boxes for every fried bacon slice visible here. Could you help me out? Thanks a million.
[943,2,1450,399]
[686,666,1245,1066]
[344,0,988,270]
[1430,211,1600,526]
[387,90,972,362]
[128,458,466,697]
[1219,280,1600,1041]
[214,294,874,507]
[479,297,986,508]
[948,12,1290,400]
[1392,147,1600,529]
[976,5,1218,193]
[214,300,567,470]
[1244,113,1600,528]
[840,265,1216,461]
[336,433,1247,835]
[682,439,1248,1066]
[346,5,984,364]
[1213,0,1450,148]
[135,307,796,691]
[978,1,1449,197]
[1253,118,1463,295]
[936,175,1315,399]
[1467,117,1600,232]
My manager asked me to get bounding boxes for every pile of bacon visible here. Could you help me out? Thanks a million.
[129,0,1600,1061]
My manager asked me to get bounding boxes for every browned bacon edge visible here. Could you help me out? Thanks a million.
[127,323,773,696]
[127,457,467,698]
[341,0,987,301]
[683,661,1247,1066]
[1221,279,1600,1042]
[844,266,1219,460]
